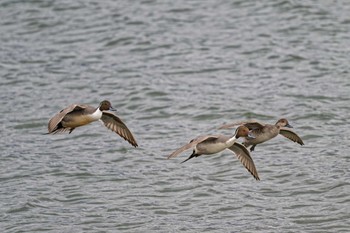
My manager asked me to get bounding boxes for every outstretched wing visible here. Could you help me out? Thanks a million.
[100,111,138,147]
[219,120,264,130]
[48,104,86,133]
[279,128,304,146]
[227,142,260,180]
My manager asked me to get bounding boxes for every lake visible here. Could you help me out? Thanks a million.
[1,0,349,232]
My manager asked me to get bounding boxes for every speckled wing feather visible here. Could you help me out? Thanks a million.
[167,135,219,159]
[100,111,138,147]
[227,142,260,180]
[48,104,86,133]
[279,128,304,146]
[219,120,264,130]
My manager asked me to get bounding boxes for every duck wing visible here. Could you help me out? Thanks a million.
[167,135,219,159]
[227,142,260,180]
[219,120,264,130]
[279,128,304,146]
[100,111,138,147]
[48,104,86,133]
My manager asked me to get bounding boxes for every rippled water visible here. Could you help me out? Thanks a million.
[1,0,350,232]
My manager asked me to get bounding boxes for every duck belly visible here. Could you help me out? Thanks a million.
[244,131,279,146]
[62,113,99,128]
[197,142,227,154]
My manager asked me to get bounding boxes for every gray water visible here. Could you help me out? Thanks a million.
[1,0,350,232]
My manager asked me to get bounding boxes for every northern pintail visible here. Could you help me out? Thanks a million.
[219,118,304,152]
[47,100,138,147]
[167,126,260,180]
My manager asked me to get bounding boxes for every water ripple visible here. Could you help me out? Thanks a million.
[1,0,350,232]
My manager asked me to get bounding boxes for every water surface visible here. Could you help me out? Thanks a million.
[1,0,350,232]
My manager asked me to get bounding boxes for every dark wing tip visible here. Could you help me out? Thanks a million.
[131,141,138,147]
[101,112,138,148]
[253,172,260,181]
[116,130,138,147]
[245,163,260,181]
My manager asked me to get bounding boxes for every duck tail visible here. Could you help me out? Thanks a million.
[181,151,197,164]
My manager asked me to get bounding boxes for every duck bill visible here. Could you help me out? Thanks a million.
[247,132,256,139]
[109,106,117,111]
[285,123,293,128]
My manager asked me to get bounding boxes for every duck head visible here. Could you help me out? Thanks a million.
[99,100,116,111]
[276,118,293,128]
[235,125,256,139]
